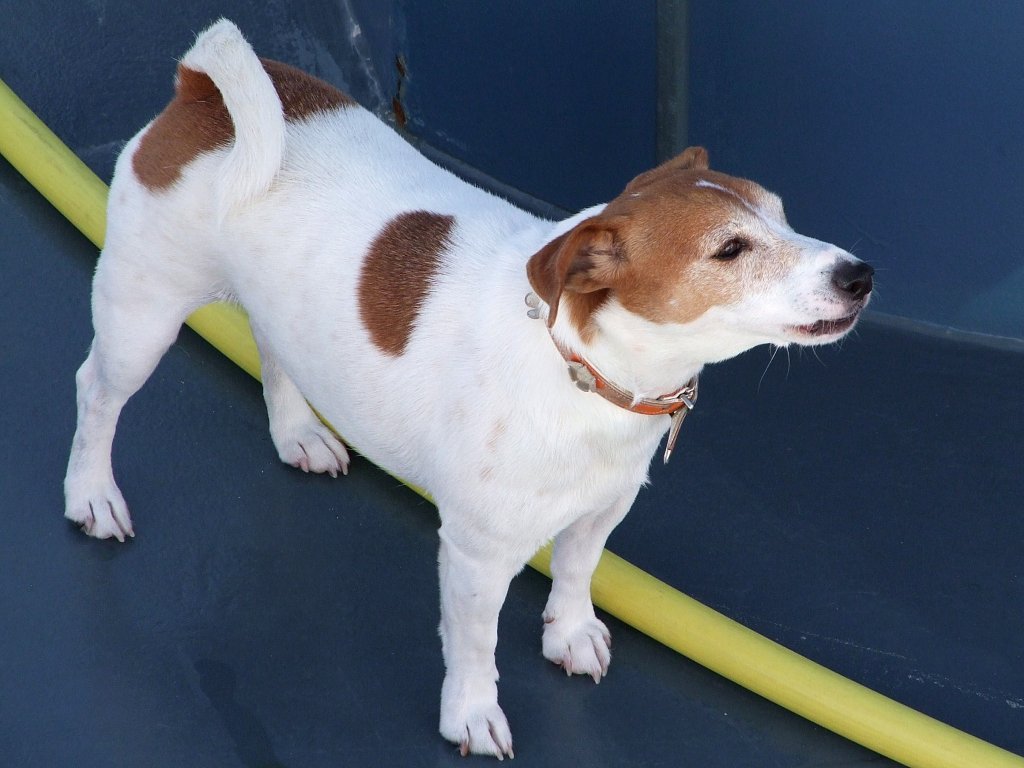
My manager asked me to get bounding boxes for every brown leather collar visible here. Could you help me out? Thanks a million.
[550,335,698,415]
[526,291,699,463]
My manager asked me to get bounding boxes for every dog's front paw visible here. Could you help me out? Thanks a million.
[440,677,514,760]
[274,422,350,478]
[64,478,134,542]
[542,612,612,683]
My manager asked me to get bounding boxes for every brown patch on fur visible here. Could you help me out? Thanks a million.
[359,211,455,356]
[562,291,614,342]
[624,146,709,194]
[527,146,794,339]
[261,58,354,119]
[132,66,234,190]
[133,59,353,191]
[609,168,797,327]
[607,184,745,326]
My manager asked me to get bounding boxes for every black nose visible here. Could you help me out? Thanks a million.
[832,260,874,300]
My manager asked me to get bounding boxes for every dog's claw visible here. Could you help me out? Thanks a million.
[543,613,612,683]
[443,696,513,759]
[277,426,349,478]
[67,487,133,541]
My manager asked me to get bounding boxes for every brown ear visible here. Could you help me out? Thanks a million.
[625,146,710,193]
[525,217,627,328]
[675,146,710,171]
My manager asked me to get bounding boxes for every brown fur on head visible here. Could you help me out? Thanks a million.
[525,145,809,342]
[527,145,751,338]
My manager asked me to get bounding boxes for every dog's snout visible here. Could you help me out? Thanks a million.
[832,260,874,301]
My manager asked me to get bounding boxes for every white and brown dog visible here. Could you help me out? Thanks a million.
[64,20,873,759]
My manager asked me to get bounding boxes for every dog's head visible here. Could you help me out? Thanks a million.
[527,147,872,362]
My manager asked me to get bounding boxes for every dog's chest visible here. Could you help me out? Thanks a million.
[430,388,666,540]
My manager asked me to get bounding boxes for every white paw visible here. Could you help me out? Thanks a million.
[440,679,514,760]
[274,422,350,478]
[64,479,134,542]
[542,612,612,683]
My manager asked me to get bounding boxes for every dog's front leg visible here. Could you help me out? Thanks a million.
[542,491,638,682]
[437,524,520,759]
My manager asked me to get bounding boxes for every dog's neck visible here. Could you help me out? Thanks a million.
[563,314,702,402]
[539,296,704,404]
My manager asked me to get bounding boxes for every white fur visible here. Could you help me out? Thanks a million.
[63,20,871,759]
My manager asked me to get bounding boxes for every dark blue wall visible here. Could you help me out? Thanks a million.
[398,2,657,212]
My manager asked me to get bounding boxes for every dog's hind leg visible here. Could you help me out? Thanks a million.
[63,230,216,541]
[251,328,349,477]
[541,491,638,682]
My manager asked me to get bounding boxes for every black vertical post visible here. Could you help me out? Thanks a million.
[656,0,689,162]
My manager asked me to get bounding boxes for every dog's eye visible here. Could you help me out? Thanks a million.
[712,238,749,261]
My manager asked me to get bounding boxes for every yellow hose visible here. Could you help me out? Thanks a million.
[2,75,1020,768]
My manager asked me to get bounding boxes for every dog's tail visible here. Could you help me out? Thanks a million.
[178,19,284,219]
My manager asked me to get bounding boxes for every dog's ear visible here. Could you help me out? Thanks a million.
[526,216,628,328]
[625,146,710,194]
[675,146,710,171]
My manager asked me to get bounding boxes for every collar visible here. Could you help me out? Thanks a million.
[526,291,699,463]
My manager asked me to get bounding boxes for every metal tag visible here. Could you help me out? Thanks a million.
[567,361,597,392]
[663,407,691,464]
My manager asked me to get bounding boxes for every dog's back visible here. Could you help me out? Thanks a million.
[109,22,558,493]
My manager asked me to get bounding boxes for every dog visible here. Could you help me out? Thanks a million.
[63,19,873,759]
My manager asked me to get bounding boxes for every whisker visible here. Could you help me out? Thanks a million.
[758,344,783,392]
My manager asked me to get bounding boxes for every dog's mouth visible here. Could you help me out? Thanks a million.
[789,311,861,339]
